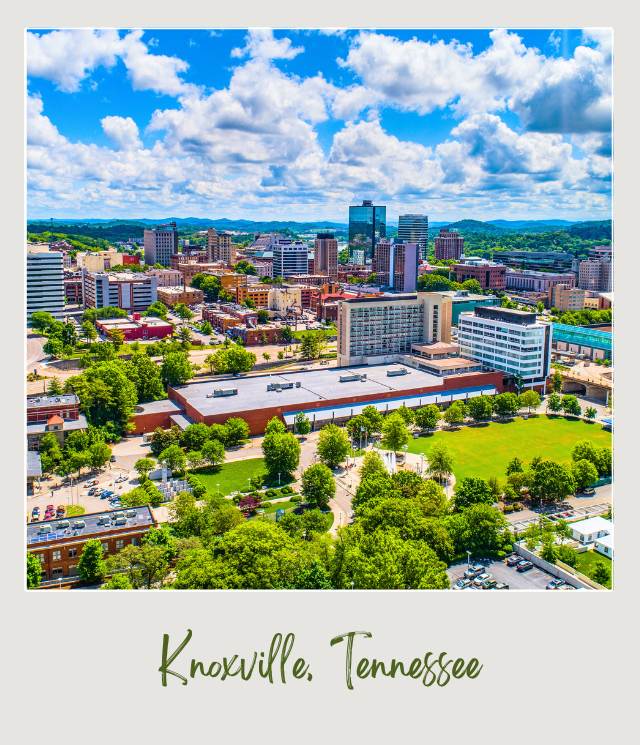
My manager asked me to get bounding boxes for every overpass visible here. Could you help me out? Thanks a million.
[560,365,612,404]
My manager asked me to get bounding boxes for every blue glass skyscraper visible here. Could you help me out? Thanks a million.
[348,200,386,263]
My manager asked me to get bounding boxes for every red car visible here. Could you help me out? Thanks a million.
[46,504,55,511]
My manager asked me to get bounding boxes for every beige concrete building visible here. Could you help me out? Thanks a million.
[548,283,586,312]
[146,268,183,287]
[144,223,178,267]
[268,286,302,314]
[157,286,204,307]
[76,249,121,272]
[207,229,236,265]
[337,292,452,367]
[314,233,338,278]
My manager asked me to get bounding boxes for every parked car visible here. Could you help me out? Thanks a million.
[464,563,485,579]
[453,578,472,590]
[516,560,534,573]
[480,579,497,590]
[494,582,509,590]
[546,579,565,590]
[30,515,40,522]
[87,479,98,486]
[56,506,65,517]
[87,488,98,496]
[473,572,492,587]
[505,554,521,567]
[31,507,40,517]
[110,455,117,462]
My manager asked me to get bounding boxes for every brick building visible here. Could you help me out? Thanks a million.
[157,286,204,307]
[434,229,464,260]
[26,394,88,450]
[453,260,507,291]
[95,314,174,342]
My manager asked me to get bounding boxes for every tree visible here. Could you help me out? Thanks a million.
[361,405,384,433]
[200,320,213,335]
[299,331,326,360]
[561,394,582,417]
[540,534,557,563]
[234,260,257,275]
[174,303,194,321]
[571,440,599,466]
[161,351,193,387]
[381,413,409,453]
[124,352,165,402]
[546,392,563,413]
[359,450,387,481]
[47,377,64,395]
[518,390,541,414]
[180,423,211,452]
[27,553,42,589]
[529,460,576,504]
[208,423,229,445]
[585,406,598,421]
[293,560,333,589]
[493,392,519,417]
[31,311,57,332]
[149,425,181,457]
[452,476,494,511]
[506,456,524,475]
[176,326,192,347]
[280,325,294,344]
[88,441,111,470]
[551,369,563,393]
[257,309,269,324]
[466,396,493,422]
[159,443,187,474]
[145,301,169,319]
[427,443,454,484]
[224,417,250,446]
[102,573,133,589]
[442,400,467,426]
[209,344,256,374]
[262,431,300,480]
[294,412,311,436]
[201,438,225,467]
[134,457,156,481]
[78,539,106,584]
[592,561,611,586]
[317,423,351,468]
[106,544,169,589]
[395,404,415,425]
[301,463,335,509]
[414,404,440,431]
[596,447,612,477]
[572,459,599,492]
[461,278,483,294]
[265,416,286,434]
[80,320,98,344]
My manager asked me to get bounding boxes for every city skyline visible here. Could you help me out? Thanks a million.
[27,28,612,221]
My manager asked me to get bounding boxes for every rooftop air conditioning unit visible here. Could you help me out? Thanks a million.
[387,368,409,377]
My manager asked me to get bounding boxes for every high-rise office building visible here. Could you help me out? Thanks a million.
[373,240,419,292]
[314,233,338,278]
[348,200,386,262]
[144,223,178,267]
[272,239,309,278]
[337,292,452,367]
[82,270,158,312]
[434,229,465,261]
[453,258,507,290]
[457,306,552,390]
[207,228,236,265]
[578,258,612,292]
[398,214,428,259]
[27,245,65,320]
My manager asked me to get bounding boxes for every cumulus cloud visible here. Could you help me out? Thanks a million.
[231,29,303,60]
[101,116,141,149]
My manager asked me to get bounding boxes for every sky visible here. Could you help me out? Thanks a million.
[26,28,612,222]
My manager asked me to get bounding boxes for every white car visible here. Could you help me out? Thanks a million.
[472,572,492,587]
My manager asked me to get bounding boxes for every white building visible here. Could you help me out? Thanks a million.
[570,516,612,545]
[457,306,552,389]
[27,245,65,320]
[272,239,309,278]
[82,270,158,312]
[594,533,614,559]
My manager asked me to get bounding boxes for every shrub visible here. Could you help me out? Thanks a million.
[290,495,302,503]
[503,504,514,514]
[265,489,276,498]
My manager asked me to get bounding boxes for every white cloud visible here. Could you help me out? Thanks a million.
[231,29,303,61]
[120,30,191,96]
[101,116,141,149]
[27,29,120,92]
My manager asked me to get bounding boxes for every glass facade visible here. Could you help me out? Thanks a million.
[348,201,386,262]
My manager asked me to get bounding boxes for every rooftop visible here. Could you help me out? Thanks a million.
[27,414,89,436]
[171,362,447,417]
[27,505,155,546]
[27,450,42,479]
[27,394,79,410]
[570,516,612,536]
[135,399,184,415]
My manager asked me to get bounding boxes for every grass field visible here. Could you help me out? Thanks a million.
[574,550,613,589]
[407,416,611,481]
[193,458,267,496]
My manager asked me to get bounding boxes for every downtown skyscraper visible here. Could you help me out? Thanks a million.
[348,200,386,263]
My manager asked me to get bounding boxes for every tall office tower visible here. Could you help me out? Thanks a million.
[337,292,452,367]
[143,222,178,267]
[434,228,465,260]
[457,306,552,390]
[398,214,428,259]
[272,238,310,278]
[207,228,236,265]
[578,258,612,292]
[373,240,419,292]
[348,200,386,262]
[314,232,338,278]
[82,270,158,312]
[27,246,65,320]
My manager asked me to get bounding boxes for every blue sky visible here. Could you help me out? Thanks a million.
[27,28,612,222]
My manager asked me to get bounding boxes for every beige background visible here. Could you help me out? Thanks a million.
[5,2,638,742]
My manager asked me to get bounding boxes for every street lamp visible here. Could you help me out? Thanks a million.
[466,550,472,569]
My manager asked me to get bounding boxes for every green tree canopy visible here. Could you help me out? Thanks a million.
[317,423,351,468]
[301,463,335,509]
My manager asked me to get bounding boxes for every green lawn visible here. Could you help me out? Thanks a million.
[406,416,611,481]
[193,458,267,496]
[574,550,613,589]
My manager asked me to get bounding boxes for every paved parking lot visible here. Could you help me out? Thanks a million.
[447,558,561,591]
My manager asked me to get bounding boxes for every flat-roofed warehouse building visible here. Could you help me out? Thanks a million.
[162,362,503,435]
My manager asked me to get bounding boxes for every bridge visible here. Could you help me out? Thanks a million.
[560,364,612,404]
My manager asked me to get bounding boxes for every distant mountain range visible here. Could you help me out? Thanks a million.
[27,216,612,240]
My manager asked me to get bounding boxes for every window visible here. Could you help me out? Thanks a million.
[51,568,64,578]
[102,542,109,553]
[38,554,45,563]
[52,550,61,561]
[115,539,125,550]
[68,548,77,559]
